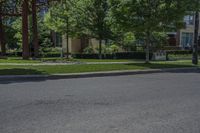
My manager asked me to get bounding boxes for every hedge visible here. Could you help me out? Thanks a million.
[72,52,153,59]
[5,52,61,58]
[166,50,193,55]
[6,52,22,57]
[6,50,199,58]
[40,52,61,57]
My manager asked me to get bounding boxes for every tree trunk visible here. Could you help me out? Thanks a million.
[50,31,57,47]
[66,33,69,59]
[192,11,199,65]
[22,0,30,59]
[0,6,6,56]
[32,0,39,58]
[145,32,151,63]
[99,39,102,59]
[66,17,69,59]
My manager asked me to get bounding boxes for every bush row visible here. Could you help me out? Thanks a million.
[5,52,61,58]
[72,52,153,59]
[4,50,200,58]
[166,50,193,55]
[40,52,61,57]
[6,52,22,57]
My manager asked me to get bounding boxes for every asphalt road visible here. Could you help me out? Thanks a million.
[0,72,200,133]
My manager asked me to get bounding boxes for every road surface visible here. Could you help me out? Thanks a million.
[0,72,200,133]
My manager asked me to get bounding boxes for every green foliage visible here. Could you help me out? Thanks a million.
[2,0,199,60]
[37,18,54,49]
[122,32,136,51]
[151,32,168,51]
[103,44,119,54]
[44,0,78,36]
[10,16,54,52]
[77,0,113,40]
[109,0,191,32]
[69,0,116,57]
[39,47,61,58]
[109,44,119,53]
[83,46,95,54]
[4,21,20,50]
[109,0,193,62]
[83,44,119,54]
[11,18,23,49]
[166,50,193,55]
[40,38,53,52]
[72,51,153,59]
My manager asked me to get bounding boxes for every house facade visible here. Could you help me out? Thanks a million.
[62,36,101,54]
[168,13,200,50]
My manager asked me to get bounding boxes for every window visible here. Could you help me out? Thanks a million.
[184,15,194,25]
[181,32,193,48]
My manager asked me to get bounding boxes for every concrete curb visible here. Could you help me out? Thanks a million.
[0,67,199,81]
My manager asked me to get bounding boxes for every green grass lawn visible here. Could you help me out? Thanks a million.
[74,59,139,62]
[168,54,193,60]
[0,61,198,75]
[0,57,41,63]
[0,57,136,63]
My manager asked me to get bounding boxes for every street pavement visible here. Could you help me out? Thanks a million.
[0,72,200,133]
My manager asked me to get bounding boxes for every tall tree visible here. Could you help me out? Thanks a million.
[44,0,78,58]
[0,0,23,56]
[22,0,29,59]
[76,0,113,59]
[32,0,39,58]
[110,0,191,63]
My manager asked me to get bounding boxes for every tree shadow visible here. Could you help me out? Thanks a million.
[0,63,199,85]
[125,63,200,73]
[126,63,193,68]
[0,68,47,84]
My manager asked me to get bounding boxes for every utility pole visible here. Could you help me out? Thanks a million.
[192,3,199,65]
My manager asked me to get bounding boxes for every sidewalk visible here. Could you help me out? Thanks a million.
[0,67,199,81]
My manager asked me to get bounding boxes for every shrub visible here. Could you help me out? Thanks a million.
[6,49,22,57]
[39,47,61,57]
[72,54,99,59]
[72,51,153,60]
[41,52,61,57]
[83,46,95,54]
[115,51,153,59]
[166,50,192,55]
[110,45,119,54]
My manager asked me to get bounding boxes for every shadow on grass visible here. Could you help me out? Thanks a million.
[125,63,194,69]
[0,63,199,84]
[125,63,200,73]
[0,68,47,84]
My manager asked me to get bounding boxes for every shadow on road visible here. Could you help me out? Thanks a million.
[0,77,47,84]
[0,68,44,75]
[0,68,46,84]
[125,63,195,69]
[0,63,199,85]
